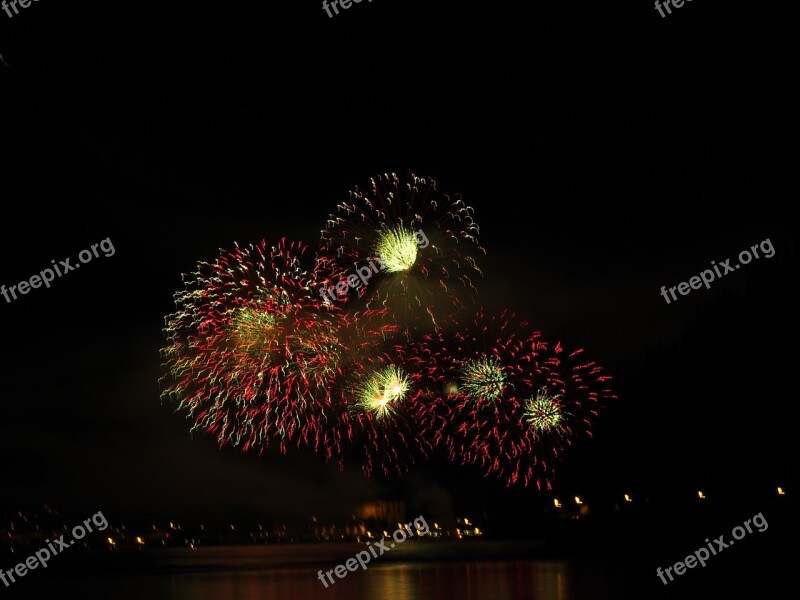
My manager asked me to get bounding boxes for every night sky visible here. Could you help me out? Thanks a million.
[1,0,796,529]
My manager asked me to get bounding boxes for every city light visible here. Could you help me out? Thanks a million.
[2,484,788,553]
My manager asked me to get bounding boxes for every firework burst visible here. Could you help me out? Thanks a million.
[523,387,564,433]
[332,351,436,477]
[459,355,509,402]
[408,309,614,488]
[160,174,613,488]
[161,239,350,458]
[353,365,411,420]
[318,171,485,332]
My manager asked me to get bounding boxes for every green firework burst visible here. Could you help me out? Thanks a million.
[459,355,508,401]
[354,365,411,419]
[523,388,564,433]
[374,226,419,273]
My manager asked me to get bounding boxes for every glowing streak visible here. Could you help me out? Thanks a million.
[459,355,508,401]
[355,365,411,419]
[228,307,280,354]
[523,388,563,432]
[374,226,418,272]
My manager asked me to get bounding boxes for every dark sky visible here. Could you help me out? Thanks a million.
[1,1,796,523]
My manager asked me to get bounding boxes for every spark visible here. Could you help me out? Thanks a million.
[459,355,508,401]
[374,226,419,272]
[355,365,411,419]
[523,388,563,433]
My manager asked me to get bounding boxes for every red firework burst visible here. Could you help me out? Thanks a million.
[161,239,351,459]
[318,171,485,333]
[408,309,615,488]
[331,348,435,477]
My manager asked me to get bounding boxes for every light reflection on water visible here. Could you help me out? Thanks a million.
[14,545,596,600]
[359,561,574,600]
[154,560,576,600]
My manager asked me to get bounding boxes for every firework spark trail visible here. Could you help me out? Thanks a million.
[161,239,352,459]
[160,172,614,487]
[332,351,435,477]
[318,171,485,332]
[408,309,615,488]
